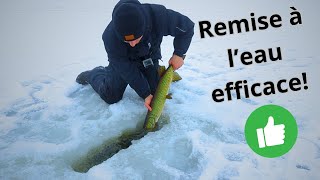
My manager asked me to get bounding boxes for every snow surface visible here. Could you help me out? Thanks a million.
[0,0,319,179]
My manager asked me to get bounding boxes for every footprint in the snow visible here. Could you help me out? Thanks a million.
[224,151,246,162]
[296,164,310,171]
[214,128,246,144]
[3,81,48,121]
[160,137,200,175]
[4,109,17,117]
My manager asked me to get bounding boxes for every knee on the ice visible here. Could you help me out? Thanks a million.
[104,95,123,104]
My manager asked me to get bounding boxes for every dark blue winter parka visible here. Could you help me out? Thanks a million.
[102,0,194,99]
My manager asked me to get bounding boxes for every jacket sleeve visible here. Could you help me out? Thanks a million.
[160,7,195,57]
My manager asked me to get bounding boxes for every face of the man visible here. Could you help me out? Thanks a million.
[125,36,143,47]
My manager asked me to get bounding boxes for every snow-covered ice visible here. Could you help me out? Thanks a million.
[0,0,319,179]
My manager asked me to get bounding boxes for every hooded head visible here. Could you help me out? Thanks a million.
[112,0,146,42]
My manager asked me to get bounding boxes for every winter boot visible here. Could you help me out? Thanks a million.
[76,70,91,85]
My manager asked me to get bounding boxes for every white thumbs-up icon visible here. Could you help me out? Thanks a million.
[256,116,285,148]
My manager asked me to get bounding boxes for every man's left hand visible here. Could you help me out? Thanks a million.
[144,94,153,111]
[169,54,184,70]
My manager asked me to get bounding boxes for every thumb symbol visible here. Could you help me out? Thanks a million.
[266,116,275,127]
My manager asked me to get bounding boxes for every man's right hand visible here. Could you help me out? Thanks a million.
[169,54,184,70]
[144,94,153,111]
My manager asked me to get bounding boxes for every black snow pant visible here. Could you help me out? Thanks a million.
[87,60,159,104]
[87,66,127,104]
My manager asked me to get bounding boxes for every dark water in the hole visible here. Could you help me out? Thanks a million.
[71,116,170,173]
